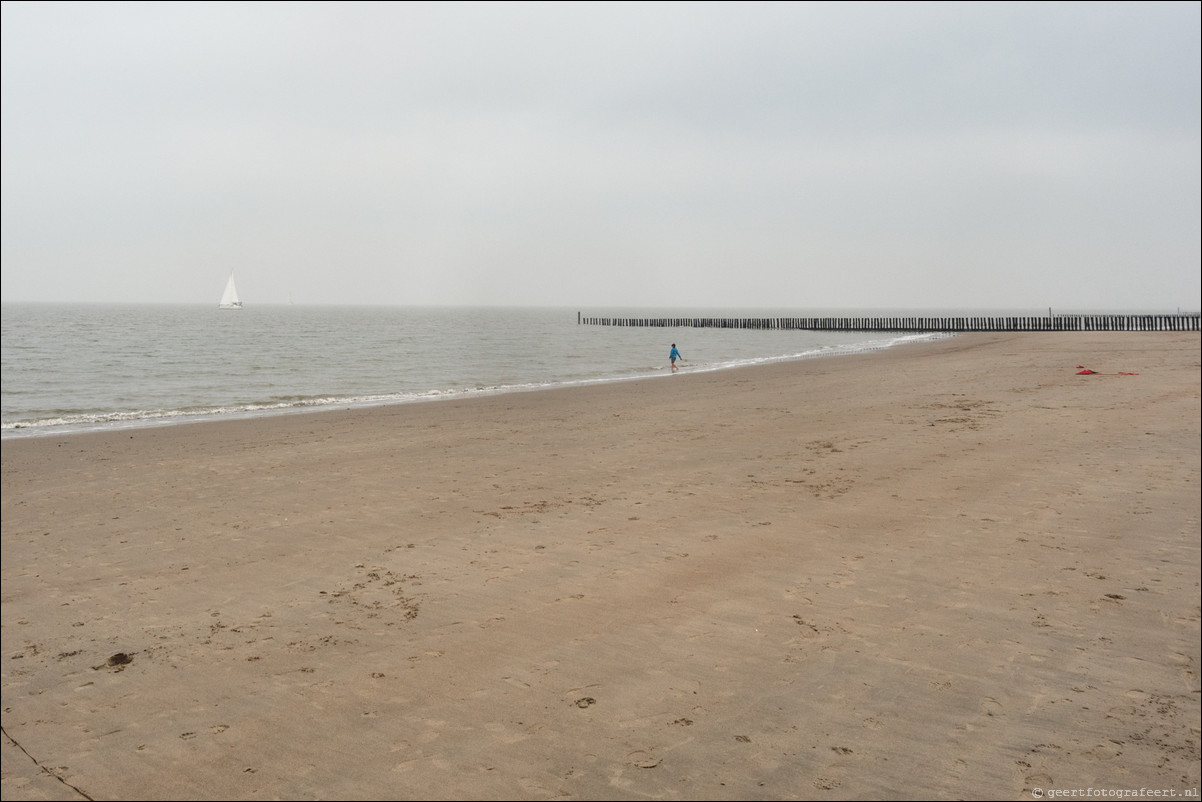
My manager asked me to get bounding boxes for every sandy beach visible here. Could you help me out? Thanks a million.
[2,331,1198,801]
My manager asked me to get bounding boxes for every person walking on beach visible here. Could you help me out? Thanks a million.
[669,343,684,372]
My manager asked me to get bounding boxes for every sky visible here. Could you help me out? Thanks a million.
[2,1,1199,310]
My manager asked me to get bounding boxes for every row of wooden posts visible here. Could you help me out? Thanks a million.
[577,313,1200,332]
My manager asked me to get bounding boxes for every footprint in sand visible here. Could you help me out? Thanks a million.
[1026,772,1053,791]
[792,614,821,637]
[627,750,661,768]
[93,652,133,671]
[980,696,1003,717]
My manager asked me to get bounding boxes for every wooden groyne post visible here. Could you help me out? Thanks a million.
[576,314,1200,332]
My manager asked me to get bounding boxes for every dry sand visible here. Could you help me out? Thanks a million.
[2,332,1199,801]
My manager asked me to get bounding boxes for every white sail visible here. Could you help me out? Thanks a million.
[218,274,242,309]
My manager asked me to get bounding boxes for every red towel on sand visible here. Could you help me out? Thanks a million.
[1076,367,1138,376]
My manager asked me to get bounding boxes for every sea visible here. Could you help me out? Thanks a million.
[0,304,963,440]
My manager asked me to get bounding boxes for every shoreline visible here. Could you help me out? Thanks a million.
[0,331,951,441]
[3,332,1199,800]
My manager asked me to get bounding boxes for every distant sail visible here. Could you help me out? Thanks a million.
[218,274,242,309]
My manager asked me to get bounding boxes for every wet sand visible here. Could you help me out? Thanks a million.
[2,332,1199,800]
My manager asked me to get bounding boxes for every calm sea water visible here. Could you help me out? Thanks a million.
[1,304,951,439]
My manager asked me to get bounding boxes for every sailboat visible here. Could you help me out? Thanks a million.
[218,273,243,309]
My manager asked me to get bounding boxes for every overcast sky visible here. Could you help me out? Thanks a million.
[2,1,1199,310]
